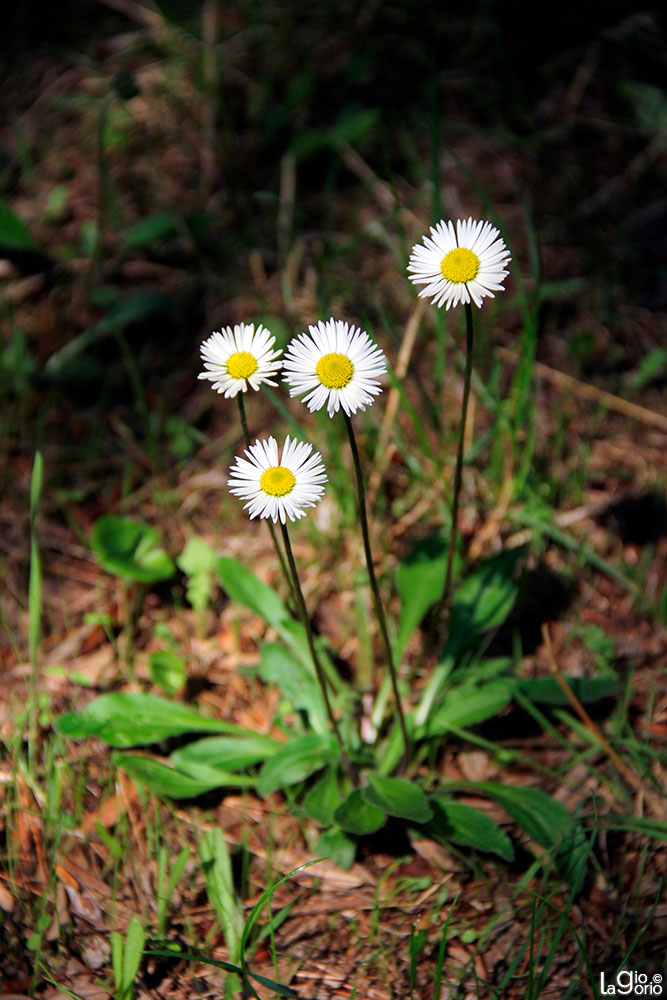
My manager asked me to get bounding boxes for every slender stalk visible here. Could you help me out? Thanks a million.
[236,394,295,605]
[343,411,410,770]
[279,522,355,783]
[429,300,475,649]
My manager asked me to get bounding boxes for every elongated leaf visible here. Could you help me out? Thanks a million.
[200,829,243,963]
[55,692,244,747]
[217,556,288,631]
[114,754,238,798]
[144,946,299,997]
[171,733,280,773]
[257,733,337,796]
[259,643,328,733]
[517,676,621,706]
[149,650,186,694]
[395,535,448,659]
[425,680,514,736]
[473,782,574,851]
[427,798,514,860]
[166,758,256,787]
[123,212,179,251]
[447,549,522,653]
[334,789,387,835]
[46,291,174,374]
[363,774,433,824]
[473,780,589,888]
[122,915,145,991]
[91,516,175,584]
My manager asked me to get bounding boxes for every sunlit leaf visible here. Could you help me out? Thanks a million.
[91,516,175,584]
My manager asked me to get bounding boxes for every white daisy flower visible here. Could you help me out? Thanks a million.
[198,322,283,397]
[282,318,387,418]
[407,217,511,310]
[228,435,327,524]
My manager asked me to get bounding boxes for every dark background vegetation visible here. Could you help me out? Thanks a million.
[0,2,665,996]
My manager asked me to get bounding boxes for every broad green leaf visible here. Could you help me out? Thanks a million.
[334,789,386,835]
[177,536,217,613]
[303,768,341,826]
[0,200,34,249]
[517,676,621,706]
[200,829,243,964]
[447,549,522,652]
[425,680,514,736]
[149,650,186,694]
[114,754,236,798]
[315,827,356,870]
[427,798,514,860]
[472,782,571,850]
[362,775,433,824]
[170,733,280,773]
[259,643,328,733]
[472,781,588,888]
[122,915,145,990]
[395,535,449,659]
[55,692,244,747]
[257,733,337,796]
[91,516,175,584]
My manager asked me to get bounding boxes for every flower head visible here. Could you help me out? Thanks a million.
[407,218,511,310]
[198,322,282,397]
[228,435,327,524]
[282,318,386,418]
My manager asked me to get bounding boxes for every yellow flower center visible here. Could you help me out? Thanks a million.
[260,465,296,497]
[227,351,258,380]
[315,352,354,389]
[440,247,480,284]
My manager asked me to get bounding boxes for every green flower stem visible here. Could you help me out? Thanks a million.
[236,394,296,606]
[343,411,410,770]
[279,521,356,784]
[430,300,475,646]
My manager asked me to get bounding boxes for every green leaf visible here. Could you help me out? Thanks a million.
[259,643,328,733]
[160,758,256,788]
[55,692,244,747]
[91,516,175,584]
[334,789,386,835]
[425,680,514,736]
[257,733,337,796]
[395,535,449,659]
[170,733,280,772]
[200,829,243,964]
[362,775,433,824]
[177,536,217,613]
[303,768,341,827]
[217,556,288,630]
[114,754,235,798]
[149,650,186,694]
[472,781,588,889]
[427,798,514,860]
[0,200,35,249]
[517,676,621,706]
[122,915,145,990]
[447,550,522,653]
[123,212,180,251]
[315,827,356,870]
[473,782,570,850]
[46,290,174,375]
